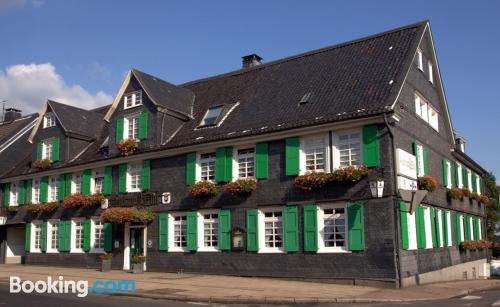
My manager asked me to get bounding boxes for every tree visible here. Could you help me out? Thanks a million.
[484,172,499,242]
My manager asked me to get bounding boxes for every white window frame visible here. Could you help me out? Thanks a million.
[168,213,188,252]
[478,218,482,240]
[417,48,424,70]
[415,143,425,177]
[127,163,142,192]
[459,215,465,242]
[332,129,362,169]
[467,169,472,191]
[72,173,83,194]
[43,113,56,128]
[199,105,223,127]
[445,160,452,189]
[407,209,418,250]
[258,207,285,254]
[196,152,216,182]
[48,176,58,202]
[456,163,463,188]
[41,138,53,160]
[197,210,220,252]
[32,179,41,204]
[436,209,443,247]
[317,203,349,253]
[423,206,433,249]
[90,218,105,253]
[9,181,19,206]
[299,133,330,174]
[71,219,85,253]
[123,113,140,140]
[428,60,434,83]
[91,169,105,194]
[232,146,255,180]
[445,211,452,247]
[47,220,59,253]
[123,90,142,109]
[476,176,481,195]
[414,92,438,131]
[30,221,43,253]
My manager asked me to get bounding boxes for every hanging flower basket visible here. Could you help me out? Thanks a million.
[101,207,155,224]
[188,181,218,197]
[331,165,370,182]
[26,202,60,213]
[447,188,463,200]
[33,159,53,170]
[417,175,439,192]
[223,178,257,195]
[294,172,332,191]
[116,139,138,156]
[62,193,104,208]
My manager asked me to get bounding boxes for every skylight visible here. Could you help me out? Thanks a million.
[199,106,223,126]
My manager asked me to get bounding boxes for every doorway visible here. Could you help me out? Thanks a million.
[123,223,147,271]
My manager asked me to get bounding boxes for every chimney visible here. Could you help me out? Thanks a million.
[242,54,262,68]
[455,137,466,153]
[4,108,22,122]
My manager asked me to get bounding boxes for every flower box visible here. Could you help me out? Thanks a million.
[447,188,463,200]
[33,159,53,170]
[99,253,113,272]
[459,240,493,251]
[101,207,155,224]
[294,172,332,191]
[116,139,138,156]
[417,175,439,192]
[188,181,218,197]
[131,255,146,274]
[62,193,104,208]
[223,178,257,195]
[26,202,60,214]
[331,165,370,183]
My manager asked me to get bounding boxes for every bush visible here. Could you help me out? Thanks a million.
[26,202,60,213]
[131,255,146,264]
[116,139,138,156]
[188,181,218,197]
[294,172,332,191]
[417,175,439,192]
[447,188,463,200]
[223,178,257,195]
[331,165,370,182]
[101,207,155,224]
[33,159,53,170]
[62,193,104,208]
[99,253,113,261]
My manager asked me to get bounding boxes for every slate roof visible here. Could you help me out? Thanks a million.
[0,114,37,144]
[48,100,103,140]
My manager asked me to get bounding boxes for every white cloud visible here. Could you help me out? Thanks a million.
[0,63,113,115]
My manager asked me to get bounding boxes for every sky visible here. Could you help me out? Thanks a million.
[0,0,499,179]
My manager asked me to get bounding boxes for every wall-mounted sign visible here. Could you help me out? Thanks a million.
[396,148,417,179]
[162,192,171,205]
[398,176,418,191]
[114,240,120,248]
[108,192,162,208]
[147,240,153,248]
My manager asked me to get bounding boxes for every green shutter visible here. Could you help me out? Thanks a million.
[58,174,66,201]
[303,205,318,252]
[362,125,380,167]
[416,205,426,249]
[25,180,32,204]
[158,213,168,251]
[138,112,149,140]
[255,142,269,179]
[3,183,10,207]
[246,209,259,252]
[465,215,471,240]
[103,166,113,195]
[40,177,48,203]
[450,162,456,187]
[185,152,196,186]
[52,138,60,161]
[37,142,42,160]
[285,137,300,176]
[472,174,477,193]
[455,213,462,244]
[58,221,71,252]
[215,147,232,183]
[413,142,421,176]
[25,223,31,252]
[435,209,441,247]
[442,160,448,187]
[82,169,92,196]
[218,209,231,251]
[118,164,127,193]
[430,208,437,248]
[116,117,124,143]
[18,181,25,205]
[40,222,47,252]
[186,211,198,251]
[400,202,409,250]
[347,202,365,251]
[64,174,72,197]
[442,210,448,246]
[462,168,468,189]
[455,162,460,187]
[104,223,113,252]
[141,160,151,191]
[423,147,429,175]
[83,219,91,252]
[473,217,480,240]
[283,206,299,252]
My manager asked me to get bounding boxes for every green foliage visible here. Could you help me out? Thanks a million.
[484,172,500,242]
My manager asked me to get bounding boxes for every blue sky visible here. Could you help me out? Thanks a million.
[0,0,499,179]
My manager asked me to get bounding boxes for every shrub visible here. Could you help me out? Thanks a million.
[101,207,155,224]
[33,159,53,170]
[99,253,113,261]
[294,172,332,191]
[116,139,138,156]
[461,188,472,198]
[331,165,370,182]
[223,178,257,195]
[417,175,439,192]
[62,193,104,208]
[26,202,60,213]
[447,188,463,200]
[188,181,218,197]
[131,255,146,264]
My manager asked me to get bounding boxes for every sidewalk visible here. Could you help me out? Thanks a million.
[0,264,498,304]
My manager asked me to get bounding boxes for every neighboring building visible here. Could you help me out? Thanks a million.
[0,21,489,287]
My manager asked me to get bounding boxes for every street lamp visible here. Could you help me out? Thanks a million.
[369,178,385,198]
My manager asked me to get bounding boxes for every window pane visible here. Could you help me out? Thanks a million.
[200,106,223,126]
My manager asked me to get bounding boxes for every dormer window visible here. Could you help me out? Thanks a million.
[124,114,140,140]
[416,48,423,71]
[42,139,53,160]
[43,113,56,128]
[199,106,223,127]
[124,90,142,109]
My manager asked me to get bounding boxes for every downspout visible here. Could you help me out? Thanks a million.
[383,112,402,288]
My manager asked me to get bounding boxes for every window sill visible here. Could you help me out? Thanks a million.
[29,250,42,253]
[123,104,142,110]
[168,248,189,253]
[70,250,85,254]
[197,248,219,252]
[258,249,285,254]
[46,250,59,254]
[316,248,351,254]
[90,249,105,254]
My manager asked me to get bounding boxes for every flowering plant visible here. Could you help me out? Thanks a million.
[188,181,218,197]
[101,207,155,224]
[471,193,481,203]
[294,172,332,191]
[223,178,257,195]
[26,202,60,213]
[460,240,493,251]
[447,188,463,200]
[131,255,146,264]
[417,175,439,192]
[99,253,113,261]
[62,193,104,208]
[461,188,472,198]
[331,165,370,182]
[478,195,490,205]
[115,138,138,156]
[33,159,53,170]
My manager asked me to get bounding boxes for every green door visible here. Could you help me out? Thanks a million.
[129,228,143,267]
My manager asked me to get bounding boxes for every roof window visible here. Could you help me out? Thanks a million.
[199,106,223,127]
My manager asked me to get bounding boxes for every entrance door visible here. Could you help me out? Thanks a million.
[129,228,143,267]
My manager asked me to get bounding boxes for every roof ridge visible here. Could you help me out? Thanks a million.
[180,20,428,87]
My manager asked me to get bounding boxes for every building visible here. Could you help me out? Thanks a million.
[0,21,490,287]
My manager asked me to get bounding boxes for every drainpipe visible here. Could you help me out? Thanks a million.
[383,113,402,288]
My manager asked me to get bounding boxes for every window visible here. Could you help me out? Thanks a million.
[124,114,140,140]
[406,208,418,250]
[444,160,452,189]
[93,170,104,194]
[417,48,423,70]
[73,174,82,194]
[49,221,58,252]
[435,209,443,247]
[42,139,53,160]
[73,220,84,251]
[321,206,347,250]
[32,223,42,252]
[10,182,18,206]
[199,106,223,126]
[423,206,433,249]
[199,153,216,181]
[202,213,218,248]
[428,107,438,131]
[476,176,481,195]
[445,211,452,247]
[428,61,434,83]
[127,164,142,192]
[415,93,439,131]
[467,169,472,191]
[337,132,361,167]
[456,163,463,188]
[459,215,465,242]
[43,113,56,128]
[123,90,142,109]
[173,215,187,249]
[263,210,283,250]
[236,148,255,178]
[32,179,40,204]
[93,220,104,251]
[300,134,328,174]
[48,177,58,202]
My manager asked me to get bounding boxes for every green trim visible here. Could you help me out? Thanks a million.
[186,211,198,251]
[40,222,47,252]
[83,219,91,252]
[25,223,31,252]
[246,209,259,252]
[303,204,318,252]
[442,210,449,246]
[285,137,300,176]
[399,202,409,250]
[215,147,232,183]
[3,183,10,207]
[40,177,48,203]
[141,160,151,191]
[416,205,426,249]
[116,117,124,143]
[347,202,365,251]
[104,223,113,252]
[103,166,113,195]
[158,213,168,251]
[138,112,149,140]
[218,209,231,251]
[255,142,269,179]
[52,138,60,161]
[362,125,380,167]
[118,164,127,193]
[82,169,92,196]
[283,206,299,252]
[185,152,196,186]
